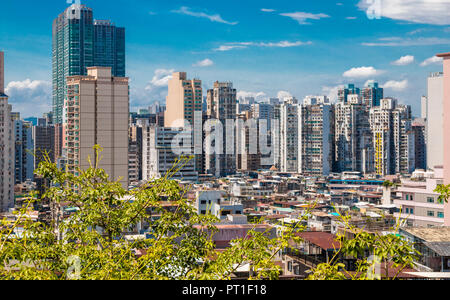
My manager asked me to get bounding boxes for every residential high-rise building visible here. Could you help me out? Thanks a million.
[412,119,426,171]
[63,67,129,188]
[0,51,4,94]
[54,123,63,163]
[279,99,300,173]
[52,4,125,124]
[299,97,335,176]
[335,95,373,174]
[128,125,143,183]
[205,81,237,177]
[165,72,202,128]
[338,84,360,103]
[361,82,383,107]
[33,125,56,169]
[370,98,415,176]
[426,72,444,170]
[436,52,450,227]
[13,120,34,184]
[142,126,198,182]
[0,51,15,212]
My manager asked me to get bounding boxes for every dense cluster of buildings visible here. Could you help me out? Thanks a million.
[0,3,450,279]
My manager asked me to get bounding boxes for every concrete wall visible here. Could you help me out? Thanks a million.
[426,74,444,170]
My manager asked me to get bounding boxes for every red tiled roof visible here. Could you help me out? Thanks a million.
[295,232,341,250]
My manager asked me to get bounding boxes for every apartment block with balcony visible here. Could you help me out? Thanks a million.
[63,67,129,188]
[394,168,445,227]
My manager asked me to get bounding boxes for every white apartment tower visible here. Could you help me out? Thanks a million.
[142,126,198,182]
[0,51,15,212]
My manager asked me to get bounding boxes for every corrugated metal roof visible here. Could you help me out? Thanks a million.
[423,242,450,256]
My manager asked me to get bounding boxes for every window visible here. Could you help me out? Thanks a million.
[427,211,435,217]
[427,197,435,203]
[438,212,445,219]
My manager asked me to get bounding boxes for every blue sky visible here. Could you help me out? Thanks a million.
[1,0,450,117]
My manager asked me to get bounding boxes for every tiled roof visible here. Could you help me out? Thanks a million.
[295,231,341,250]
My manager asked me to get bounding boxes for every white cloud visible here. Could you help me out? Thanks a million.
[382,79,409,91]
[357,0,450,25]
[214,40,312,51]
[261,8,276,12]
[237,91,267,102]
[362,37,450,47]
[193,59,214,67]
[343,66,382,78]
[420,56,443,66]
[392,55,415,66]
[130,69,174,108]
[346,16,357,20]
[280,12,330,24]
[172,6,238,25]
[277,91,293,101]
[5,79,52,118]
[322,85,344,103]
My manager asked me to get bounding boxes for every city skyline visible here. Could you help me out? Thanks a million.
[0,0,449,118]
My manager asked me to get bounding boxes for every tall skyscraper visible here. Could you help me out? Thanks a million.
[165,72,202,128]
[63,67,129,188]
[436,52,450,227]
[426,72,444,170]
[0,51,15,212]
[279,99,300,173]
[335,95,373,174]
[52,4,125,124]
[299,97,335,176]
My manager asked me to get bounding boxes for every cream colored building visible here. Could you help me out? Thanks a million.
[64,67,129,188]
[0,51,15,212]
[165,72,202,128]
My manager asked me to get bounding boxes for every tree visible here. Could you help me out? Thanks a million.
[0,146,302,280]
[306,209,420,280]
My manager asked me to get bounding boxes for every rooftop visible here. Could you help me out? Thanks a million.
[403,227,450,242]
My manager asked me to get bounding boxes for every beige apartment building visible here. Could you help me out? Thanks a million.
[164,72,202,128]
[64,67,129,188]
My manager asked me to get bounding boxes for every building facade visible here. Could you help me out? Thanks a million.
[142,126,198,182]
[14,120,34,184]
[63,67,129,188]
[0,51,15,212]
[205,81,237,177]
[52,4,125,124]
[165,72,202,128]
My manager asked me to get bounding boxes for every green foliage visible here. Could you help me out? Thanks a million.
[306,210,420,280]
[435,184,450,204]
[382,180,395,188]
[0,145,301,280]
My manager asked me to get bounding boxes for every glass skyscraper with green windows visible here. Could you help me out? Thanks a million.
[52,4,125,124]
